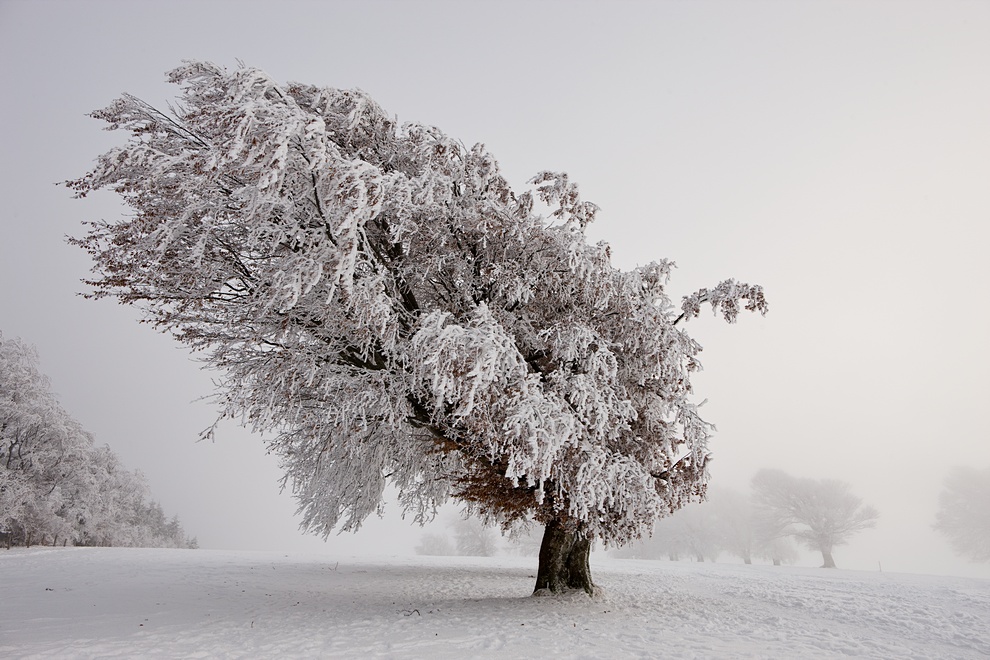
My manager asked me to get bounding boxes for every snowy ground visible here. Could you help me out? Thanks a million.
[1,548,988,659]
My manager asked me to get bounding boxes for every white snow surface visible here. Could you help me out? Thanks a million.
[1,547,988,659]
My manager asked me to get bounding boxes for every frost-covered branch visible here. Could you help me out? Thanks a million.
[675,279,768,326]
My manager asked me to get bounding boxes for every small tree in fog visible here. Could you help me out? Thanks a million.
[756,536,800,566]
[608,522,684,560]
[624,501,722,562]
[415,532,456,556]
[451,516,500,557]
[751,469,878,568]
[505,523,544,557]
[710,488,756,564]
[614,485,803,566]
[668,503,724,562]
[934,466,990,563]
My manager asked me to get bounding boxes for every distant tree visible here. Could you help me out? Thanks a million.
[659,502,722,562]
[415,532,456,556]
[607,527,674,560]
[613,501,721,562]
[505,522,544,557]
[756,536,800,566]
[751,469,878,568]
[934,466,990,563]
[68,61,766,594]
[450,516,500,557]
[709,488,755,564]
[614,487,801,566]
[416,514,501,556]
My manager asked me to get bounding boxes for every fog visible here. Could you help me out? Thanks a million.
[1,0,987,577]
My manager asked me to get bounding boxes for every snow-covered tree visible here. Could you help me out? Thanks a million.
[1,333,93,546]
[68,61,766,593]
[934,466,990,563]
[1,332,194,549]
[751,469,878,568]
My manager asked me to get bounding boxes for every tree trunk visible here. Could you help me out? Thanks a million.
[534,518,595,595]
[821,549,836,568]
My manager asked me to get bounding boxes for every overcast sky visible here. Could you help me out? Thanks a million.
[1,0,987,576]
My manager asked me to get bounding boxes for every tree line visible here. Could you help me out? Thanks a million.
[415,514,545,558]
[0,333,196,549]
[615,466,990,568]
[614,470,879,568]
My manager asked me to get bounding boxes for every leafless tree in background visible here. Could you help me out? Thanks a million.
[751,469,878,568]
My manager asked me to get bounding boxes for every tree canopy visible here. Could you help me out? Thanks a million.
[68,62,765,591]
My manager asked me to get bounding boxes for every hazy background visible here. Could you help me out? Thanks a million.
[1,0,987,577]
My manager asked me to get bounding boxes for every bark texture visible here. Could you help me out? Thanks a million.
[821,549,836,568]
[534,518,595,595]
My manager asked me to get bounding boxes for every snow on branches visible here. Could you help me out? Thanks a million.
[68,61,766,547]
[678,279,768,325]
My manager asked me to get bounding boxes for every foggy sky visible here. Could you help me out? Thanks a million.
[1,0,987,577]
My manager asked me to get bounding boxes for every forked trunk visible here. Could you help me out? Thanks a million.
[534,518,595,595]
[821,549,836,568]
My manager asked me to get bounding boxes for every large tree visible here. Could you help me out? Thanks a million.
[934,466,990,563]
[68,62,766,594]
[751,469,878,568]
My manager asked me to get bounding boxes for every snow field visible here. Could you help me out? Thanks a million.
[1,547,988,658]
